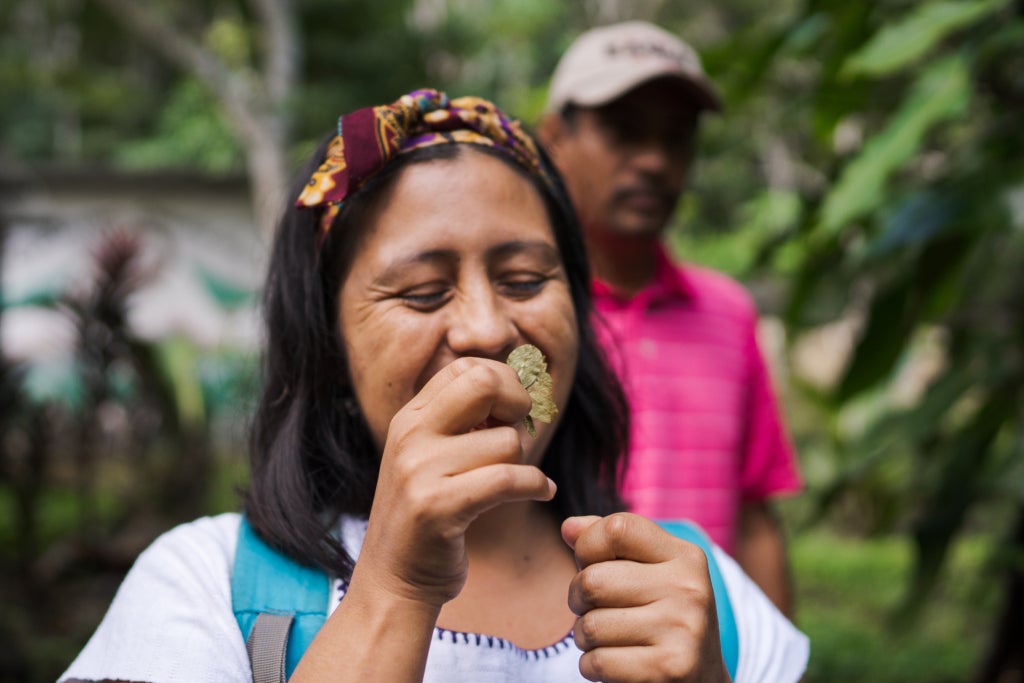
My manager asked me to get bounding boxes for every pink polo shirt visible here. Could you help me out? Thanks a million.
[592,245,801,554]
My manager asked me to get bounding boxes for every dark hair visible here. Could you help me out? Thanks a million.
[558,102,582,128]
[244,135,629,575]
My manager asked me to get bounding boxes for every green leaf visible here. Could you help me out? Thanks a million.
[1,288,62,309]
[836,232,971,403]
[155,337,206,428]
[835,276,917,404]
[507,344,543,389]
[859,191,960,262]
[114,79,242,174]
[902,380,1020,618]
[781,238,848,332]
[203,16,253,70]
[818,54,971,237]
[526,372,557,425]
[507,343,557,437]
[194,264,257,310]
[841,0,1010,79]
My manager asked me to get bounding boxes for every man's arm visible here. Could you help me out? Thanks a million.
[735,500,794,619]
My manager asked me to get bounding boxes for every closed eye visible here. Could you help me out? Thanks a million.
[400,286,451,311]
[498,276,548,299]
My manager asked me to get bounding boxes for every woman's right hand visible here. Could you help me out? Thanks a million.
[352,356,557,608]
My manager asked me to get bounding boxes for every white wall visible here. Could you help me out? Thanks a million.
[2,171,267,364]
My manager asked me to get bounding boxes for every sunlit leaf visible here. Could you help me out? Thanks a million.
[818,54,970,237]
[841,0,1009,78]
[204,15,252,69]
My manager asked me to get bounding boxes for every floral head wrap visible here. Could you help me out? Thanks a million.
[296,88,557,241]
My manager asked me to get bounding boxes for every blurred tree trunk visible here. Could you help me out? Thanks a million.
[974,505,1024,683]
[90,0,301,237]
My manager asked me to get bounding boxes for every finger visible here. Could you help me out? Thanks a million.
[380,422,525,490]
[573,604,661,651]
[561,515,602,551]
[568,559,663,615]
[434,463,556,521]
[403,355,477,411]
[430,425,524,473]
[578,645,698,683]
[405,358,531,435]
[568,540,713,616]
[572,512,691,569]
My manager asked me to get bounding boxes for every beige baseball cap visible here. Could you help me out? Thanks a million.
[545,21,722,114]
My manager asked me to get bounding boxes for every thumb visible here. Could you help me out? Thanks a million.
[561,515,602,551]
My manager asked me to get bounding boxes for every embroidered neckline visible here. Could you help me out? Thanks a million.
[334,578,575,658]
[434,626,575,660]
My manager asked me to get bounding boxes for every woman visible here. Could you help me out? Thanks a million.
[61,89,808,683]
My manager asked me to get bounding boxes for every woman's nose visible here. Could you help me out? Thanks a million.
[446,289,518,358]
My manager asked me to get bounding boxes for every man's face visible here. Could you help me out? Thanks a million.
[547,79,700,243]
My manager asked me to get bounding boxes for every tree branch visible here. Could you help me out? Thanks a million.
[90,0,291,235]
[246,0,300,105]
[91,0,231,96]
[91,0,269,144]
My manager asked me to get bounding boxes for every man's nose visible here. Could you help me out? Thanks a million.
[630,137,676,175]
[446,289,518,358]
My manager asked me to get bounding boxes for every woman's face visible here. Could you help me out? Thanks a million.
[338,148,579,465]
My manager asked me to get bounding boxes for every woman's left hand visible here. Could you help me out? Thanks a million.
[562,513,731,683]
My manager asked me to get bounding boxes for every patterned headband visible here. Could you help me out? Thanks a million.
[296,88,558,241]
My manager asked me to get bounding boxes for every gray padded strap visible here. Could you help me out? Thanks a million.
[246,612,294,683]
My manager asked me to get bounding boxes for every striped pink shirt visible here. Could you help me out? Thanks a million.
[593,245,801,554]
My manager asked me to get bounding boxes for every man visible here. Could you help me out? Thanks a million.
[538,21,802,616]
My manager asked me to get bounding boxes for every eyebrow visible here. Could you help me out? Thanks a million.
[486,240,562,266]
[372,249,458,287]
[372,240,561,286]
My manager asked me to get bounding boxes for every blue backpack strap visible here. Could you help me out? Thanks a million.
[232,516,331,680]
[656,520,739,680]
[231,515,738,680]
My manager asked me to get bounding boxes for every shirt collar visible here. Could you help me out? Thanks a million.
[591,242,695,303]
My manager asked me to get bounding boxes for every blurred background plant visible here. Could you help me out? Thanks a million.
[1,0,1021,681]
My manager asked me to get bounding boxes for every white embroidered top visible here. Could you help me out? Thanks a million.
[60,513,809,683]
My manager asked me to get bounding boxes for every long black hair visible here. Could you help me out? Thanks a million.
[244,135,629,575]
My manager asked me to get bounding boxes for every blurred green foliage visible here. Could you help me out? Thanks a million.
[790,528,998,682]
[2,0,1023,681]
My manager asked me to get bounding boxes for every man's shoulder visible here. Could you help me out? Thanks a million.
[672,261,757,318]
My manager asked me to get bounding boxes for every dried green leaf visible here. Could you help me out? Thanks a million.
[527,371,558,423]
[507,344,543,388]
[507,343,558,437]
